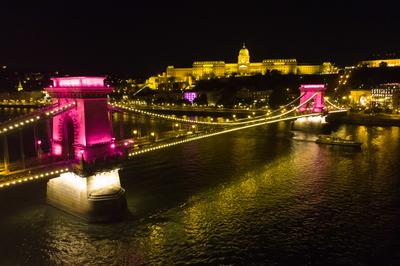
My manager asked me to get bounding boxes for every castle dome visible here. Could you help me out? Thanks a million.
[239,43,249,57]
[238,43,250,65]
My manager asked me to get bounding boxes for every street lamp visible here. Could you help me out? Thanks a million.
[174,123,180,131]
[37,139,43,159]
[133,129,140,138]
[150,132,156,142]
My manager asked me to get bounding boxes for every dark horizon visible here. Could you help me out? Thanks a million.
[1,1,399,77]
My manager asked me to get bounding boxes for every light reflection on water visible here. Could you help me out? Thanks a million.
[0,117,400,265]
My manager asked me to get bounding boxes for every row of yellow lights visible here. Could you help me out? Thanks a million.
[126,103,273,124]
[112,94,323,132]
[122,92,303,124]
[0,116,40,134]
[110,103,236,126]
[0,102,76,134]
[128,112,324,157]
[0,167,69,189]
[110,101,310,127]
[114,102,287,125]
[324,98,348,111]
[229,92,320,124]
[338,71,351,85]
[45,102,76,116]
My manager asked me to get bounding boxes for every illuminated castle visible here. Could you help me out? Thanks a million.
[147,44,337,89]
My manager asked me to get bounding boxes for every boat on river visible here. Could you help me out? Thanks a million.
[315,134,362,147]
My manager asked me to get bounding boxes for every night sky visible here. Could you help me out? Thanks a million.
[1,1,399,77]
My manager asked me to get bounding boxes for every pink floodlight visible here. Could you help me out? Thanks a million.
[183,92,197,103]
[53,144,62,156]
[51,77,105,87]
[301,84,326,89]
[110,143,116,149]
[124,142,128,146]
[37,140,42,145]
[81,78,105,87]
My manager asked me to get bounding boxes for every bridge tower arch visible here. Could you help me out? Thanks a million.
[45,77,113,162]
[61,115,76,159]
[298,84,327,113]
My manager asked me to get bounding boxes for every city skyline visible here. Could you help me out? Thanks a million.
[1,1,399,76]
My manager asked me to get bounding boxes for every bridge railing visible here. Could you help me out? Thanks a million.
[109,93,319,128]
[0,102,76,134]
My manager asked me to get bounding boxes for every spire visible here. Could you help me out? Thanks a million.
[17,81,23,92]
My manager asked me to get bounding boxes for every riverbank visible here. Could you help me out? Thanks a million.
[327,112,400,127]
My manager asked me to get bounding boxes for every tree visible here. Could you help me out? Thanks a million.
[193,93,208,105]
[379,61,388,68]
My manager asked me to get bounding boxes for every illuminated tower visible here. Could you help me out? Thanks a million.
[238,43,250,74]
[298,84,327,113]
[17,81,24,91]
[45,77,127,222]
[45,77,113,162]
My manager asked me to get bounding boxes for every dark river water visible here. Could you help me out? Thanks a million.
[0,108,400,265]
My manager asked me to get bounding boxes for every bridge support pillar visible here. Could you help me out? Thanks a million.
[2,135,9,174]
[46,118,52,157]
[18,129,26,169]
[118,111,124,140]
[292,115,327,131]
[47,169,127,222]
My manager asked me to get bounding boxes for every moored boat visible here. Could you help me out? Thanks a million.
[315,134,362,147]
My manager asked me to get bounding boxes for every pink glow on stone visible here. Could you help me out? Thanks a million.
[298,84,327,113]
[110,143,116,149]
[124,142,128,146]
[53,144,62,156]
[37,140,42,145]
[46,76,113,162]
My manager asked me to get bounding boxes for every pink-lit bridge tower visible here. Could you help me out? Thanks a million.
[298,84,327,113]
[45,77,126,222]
[45,77,113,162]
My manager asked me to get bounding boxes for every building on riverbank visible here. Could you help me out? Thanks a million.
[350,90,372,106]
[371,83,400,110]
[393,90,400,113]
[147,45,337,89]
[0,91,44,103]
[359,58,400,68]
